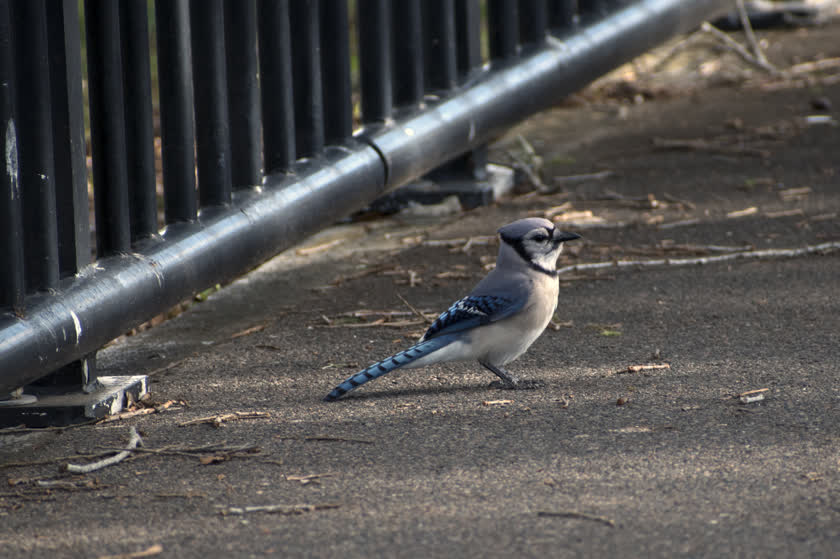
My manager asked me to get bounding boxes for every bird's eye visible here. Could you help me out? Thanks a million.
[532,233,549,243]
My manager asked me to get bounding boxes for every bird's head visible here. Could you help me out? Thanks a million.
[498,217,581,275]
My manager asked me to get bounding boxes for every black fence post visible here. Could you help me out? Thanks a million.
[289,0,325,158]
[11,0,60,290]
[548,0,578,31]
[156,0,197,223]
[392,0,424,108]
[357,0,392,123]
[190,0,233,208]
[0,0,23,316]
[85,0,132,257]
[320,0,354,144]
[120,0,158,239]
[258,0,296,173]
[225,0,262,188]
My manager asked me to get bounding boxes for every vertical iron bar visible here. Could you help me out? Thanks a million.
[519,0,548,47]
[121,0,158,239]
[423,0,458,92]
[190,0,232,208]
[289,0,324,158]
[257,0,295,173]
[155,0,197,223]
[455,0,482,82]
[578,0,608,19]
[548,0,577,31]
[487,0,519,61]
[356,0,392,122]
[0,0,24,311]
[85,0,132,257]
[11,0,60,288]
[391,0,424,107]
[47,0,91,276]
[320,0,353,143]
[224,0,262,188]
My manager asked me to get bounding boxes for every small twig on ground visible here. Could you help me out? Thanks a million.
[557,241,840,276]
[537,510,616,527]
[63,427,142,474]
[726,206,759,218]
[296,238,344,256]
[96,544,163,559]
[616,363,671,375]
[218,503,341,516]
[285,473,337,485]
[652,137,770,158]
[700,21,781,76]
[734,0,772,69]
[146,356,191,377]
[231,323,268,339]
[179,411,270,428]
[421,235,496,250]
[737,388,769,404]
[276,435,375,444]
[395,292,435,325]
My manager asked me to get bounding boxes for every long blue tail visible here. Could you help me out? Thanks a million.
[324,336,453,401]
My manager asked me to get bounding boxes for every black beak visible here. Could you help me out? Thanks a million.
[553,231,581,243]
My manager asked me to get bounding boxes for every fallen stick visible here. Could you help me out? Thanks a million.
[616,363,671,374]
[556,241,840,276]
[537,510,616,527]
[218,503,341,516]
[179,411,270,427]
[652,137,770,158]
[96,544,163,559]
[700,21,781,76]
[64,427,142,474]
[396,292,435,325]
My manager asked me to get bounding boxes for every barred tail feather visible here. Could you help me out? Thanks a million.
[324,337,453,401]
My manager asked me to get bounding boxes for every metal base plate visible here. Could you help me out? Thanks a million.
[0,375,148,428]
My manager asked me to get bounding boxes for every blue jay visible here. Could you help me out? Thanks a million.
[324,217,581,401]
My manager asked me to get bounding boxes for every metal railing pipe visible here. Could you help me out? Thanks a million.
[0,142,386,394]
[362,0,729,190]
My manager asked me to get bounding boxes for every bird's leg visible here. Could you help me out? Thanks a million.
[480,361,544,391]
[481,361,520,389]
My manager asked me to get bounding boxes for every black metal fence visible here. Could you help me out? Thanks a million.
[0,0,727,402]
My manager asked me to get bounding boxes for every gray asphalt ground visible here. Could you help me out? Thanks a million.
[2,23,839,559]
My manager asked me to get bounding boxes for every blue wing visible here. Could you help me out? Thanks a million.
[421,294,525,341]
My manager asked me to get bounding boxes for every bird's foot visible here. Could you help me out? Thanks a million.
[488,379,544,391]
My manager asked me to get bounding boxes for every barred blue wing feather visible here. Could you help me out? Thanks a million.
[421,295,524,341]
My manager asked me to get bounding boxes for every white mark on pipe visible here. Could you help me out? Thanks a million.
[69,310,82,344]
[468,121,476,142]
[5,119,18,199]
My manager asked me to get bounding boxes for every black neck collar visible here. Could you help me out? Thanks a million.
[502,235,559,277]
